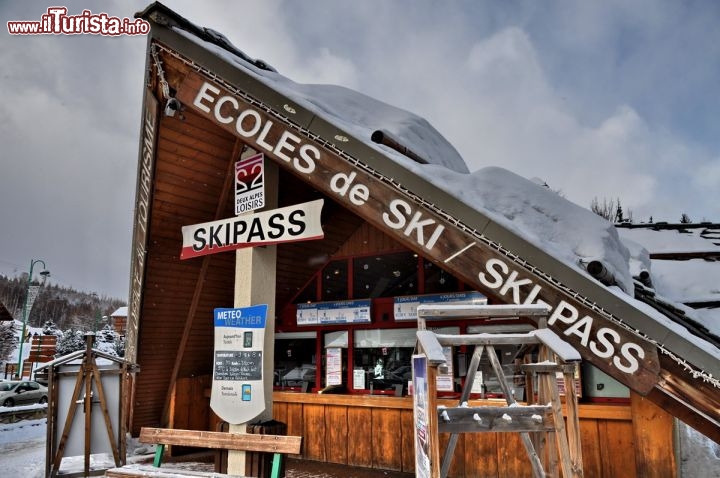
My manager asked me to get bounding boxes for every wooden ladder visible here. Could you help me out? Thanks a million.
[415,304,584,478]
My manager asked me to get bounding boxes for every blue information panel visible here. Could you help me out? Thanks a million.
[211,305,268,425]
[296,299,371,325]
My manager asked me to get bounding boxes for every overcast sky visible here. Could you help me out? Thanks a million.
[1,0,719,300]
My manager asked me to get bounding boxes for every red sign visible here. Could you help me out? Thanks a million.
[235,153,265,215]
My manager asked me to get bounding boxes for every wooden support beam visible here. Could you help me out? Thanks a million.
[437,405,554,433]
[418,303,551,320]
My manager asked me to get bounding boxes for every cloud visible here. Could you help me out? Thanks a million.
[0,0,717,300]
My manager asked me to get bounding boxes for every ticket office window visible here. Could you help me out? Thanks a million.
[352,328,416,394]
[322,331,349,391]
[274,332,316,391]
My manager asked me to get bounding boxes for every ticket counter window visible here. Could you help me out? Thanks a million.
[274,333,316,390]
[352,328,416,393]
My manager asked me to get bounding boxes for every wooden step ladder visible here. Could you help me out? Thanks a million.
[414,304,584,478]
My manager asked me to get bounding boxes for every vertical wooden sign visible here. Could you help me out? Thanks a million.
[211,305,268,424]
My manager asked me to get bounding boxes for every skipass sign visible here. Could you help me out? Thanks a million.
[180,199,324,259]
[211,305,268,424]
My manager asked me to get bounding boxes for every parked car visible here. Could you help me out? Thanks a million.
[281,364,316,387]
[0,380,48,407]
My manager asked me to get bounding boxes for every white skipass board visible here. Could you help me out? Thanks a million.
[210,305,268,424]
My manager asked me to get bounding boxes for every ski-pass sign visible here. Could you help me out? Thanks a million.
[235,153,265,215]
[211,305,268,424]
[180,199,324,259]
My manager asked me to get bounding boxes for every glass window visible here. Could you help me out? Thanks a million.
[322,260,348,301]
[353,252,418,299]
[465,323,534,400]
[274,335,316,389]
[353,328,416,392]
[294,278,317,304]
[423,260,459,293]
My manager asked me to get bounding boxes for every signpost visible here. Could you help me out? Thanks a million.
[210,305,268,424]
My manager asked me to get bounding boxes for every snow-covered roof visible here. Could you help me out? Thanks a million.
[110,306,128,317]
[617,224,720,341]
[138,2,719,360]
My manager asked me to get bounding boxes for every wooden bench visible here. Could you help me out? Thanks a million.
[105,427,302,478]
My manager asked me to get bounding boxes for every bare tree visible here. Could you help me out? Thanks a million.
[590,197,632,223]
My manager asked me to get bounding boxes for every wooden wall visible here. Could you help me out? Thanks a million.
[269,391,677,478]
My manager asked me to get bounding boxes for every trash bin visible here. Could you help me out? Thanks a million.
[246,420,288,478]
[215,420,288,478]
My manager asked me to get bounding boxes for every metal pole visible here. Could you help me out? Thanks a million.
[16,259,46,379]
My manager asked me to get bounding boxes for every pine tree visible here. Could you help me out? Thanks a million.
[0,322,18,363]
[680,213,691,224]
[42,320,63,337]
[56,328,86,357]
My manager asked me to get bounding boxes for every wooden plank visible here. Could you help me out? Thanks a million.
[630,392,676,478]
[437,406,554,434]
[285,402,304,456]
[302,404,326,461]
[578,420,602,478]
[438,431,465,478]
[139,428,301,454]
[106,464,247,477]
[418,304,551,319]
[598,420,636,478]
[400,409,415,473]
[347,407,372,467]
[324,405,348,465]
[416,330,447,364]
[463,432,499,478]
[371,408,403,471]
[497,432,533,478]
[436,334,541,347]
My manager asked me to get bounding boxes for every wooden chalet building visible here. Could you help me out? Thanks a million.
[126,4,720,476]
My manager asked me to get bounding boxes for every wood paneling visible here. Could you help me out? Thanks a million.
[325,405,348,464]
[372,408,403,470]
[598,420,636,478]
[268,393,678,478]
[631,393,676,478]
[400,409,415,473]
[463,432,498,478]
[303,404,326,461]
[578,420,602,478]
[347,407,373,468]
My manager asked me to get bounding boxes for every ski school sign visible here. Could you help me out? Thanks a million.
[181,199,324,259]
[175,71,660,392]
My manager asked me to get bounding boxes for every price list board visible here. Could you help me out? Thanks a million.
[214,350,263,381]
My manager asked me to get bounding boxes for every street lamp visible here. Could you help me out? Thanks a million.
[16,259,50,379]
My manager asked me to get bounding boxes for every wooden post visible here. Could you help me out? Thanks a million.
[228,156,279,476]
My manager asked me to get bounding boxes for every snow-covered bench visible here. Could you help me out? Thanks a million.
[105,427,302,478]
